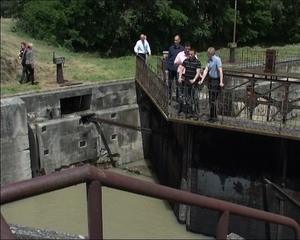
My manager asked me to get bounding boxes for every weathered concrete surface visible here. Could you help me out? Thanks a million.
[20,80,137,120]
[9,224,85,239]
[32,115,100,174]
[1,80,143,183]
[0,97,31,184]
[136,83,300,239]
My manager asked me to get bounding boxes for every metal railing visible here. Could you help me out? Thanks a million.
[1,165,300,239]
[219,48,300,77]
[136,56,169,116]
[136,57,300,140]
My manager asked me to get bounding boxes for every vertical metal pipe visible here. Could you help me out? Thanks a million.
[1,214,15,239]
[282,83,289,124]
[266,78,273,121]
[86,180,103,240]
[233,0,237,44]
[216,211,230,240]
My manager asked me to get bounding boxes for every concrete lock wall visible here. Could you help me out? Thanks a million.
[1,80,143,184]
[0,97,32,184]
[136,84,300,239]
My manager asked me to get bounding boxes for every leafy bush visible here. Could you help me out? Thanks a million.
[13,0,300,56]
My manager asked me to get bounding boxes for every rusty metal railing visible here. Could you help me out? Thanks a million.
[1,165,300,239]
[136,57,300,140]
[136,56,169,117]
[219,48,300,78]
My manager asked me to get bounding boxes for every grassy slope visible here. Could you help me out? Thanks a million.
[1,18,299,96]
[1,18,136,96]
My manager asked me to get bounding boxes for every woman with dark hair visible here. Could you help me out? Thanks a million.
[19,42,26,59]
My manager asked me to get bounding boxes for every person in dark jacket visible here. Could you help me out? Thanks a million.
[19,42,28,83]
[167,35,184,101]
[25,43,35,84]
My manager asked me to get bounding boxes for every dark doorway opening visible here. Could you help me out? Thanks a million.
[60,94,92,115]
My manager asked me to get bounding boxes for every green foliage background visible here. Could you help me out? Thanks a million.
[1,0,300,56]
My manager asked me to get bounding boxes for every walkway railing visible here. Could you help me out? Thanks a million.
[136,57,300,140]
[219,48,300,77]
[1,165,300,239]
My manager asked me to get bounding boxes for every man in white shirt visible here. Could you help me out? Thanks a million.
[134,34,151,62]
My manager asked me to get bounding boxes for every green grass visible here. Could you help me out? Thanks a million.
[1,18,137,96]
[1,83,40,95]
[1,18,299,96]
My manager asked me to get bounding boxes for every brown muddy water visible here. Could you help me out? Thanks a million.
[1,165,210,239]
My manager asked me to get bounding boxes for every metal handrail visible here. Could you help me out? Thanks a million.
[136,57,300,140]
[1,165,300,239]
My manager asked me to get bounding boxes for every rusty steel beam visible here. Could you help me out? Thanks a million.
[86,180,103,240]
[80,113,164,135]
[0,165,93,204]
[93,116,153,134]
[92,168,300,239]
[1,165,300,239]
[216,211,230,240]
[1,214,15,239]
[264,178,300,209]
[224,69,300,81]
[92,121,117,167]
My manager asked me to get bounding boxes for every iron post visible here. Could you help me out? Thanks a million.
[86,180,103,240]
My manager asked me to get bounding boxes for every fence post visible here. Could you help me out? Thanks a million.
[86,180,103,240]
[216,211,230,240]
[282,82,290,124]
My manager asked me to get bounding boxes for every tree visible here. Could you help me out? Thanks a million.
[15,0,300,55]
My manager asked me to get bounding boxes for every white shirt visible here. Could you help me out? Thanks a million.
[174,51,198,66]
[174,51,189,66]
[134,40,151,55]
[174,51,198,73]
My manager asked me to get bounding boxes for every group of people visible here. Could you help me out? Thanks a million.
[166,35,224,122]
[134,34,224,122]
[19,42,35,84]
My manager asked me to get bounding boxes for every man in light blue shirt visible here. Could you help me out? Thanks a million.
[199,47,224,122]
[134,34,151,62]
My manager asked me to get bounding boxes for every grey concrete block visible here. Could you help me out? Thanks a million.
[91,81,136,110]
[0,150,31,184]
[94,107,143,165]
[1,80,142,181]
[1,97,31,185]
[21,81,135,119]
[1,97,28,138]
[1,135,29,152]
[35,117,100,173]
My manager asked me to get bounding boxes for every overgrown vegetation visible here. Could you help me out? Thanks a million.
[2,0,299,56]
[0,18,136,95]
[1,11,299,96]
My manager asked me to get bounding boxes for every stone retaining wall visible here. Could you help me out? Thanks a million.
[1,80,143,184]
